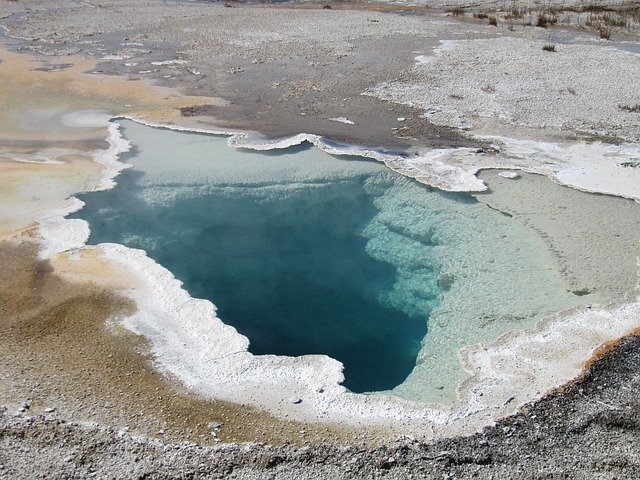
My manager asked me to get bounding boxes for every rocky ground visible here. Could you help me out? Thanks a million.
[2,334,640,479]
[2,0,638,150]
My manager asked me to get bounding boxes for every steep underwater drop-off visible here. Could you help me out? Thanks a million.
[73,120,591,402]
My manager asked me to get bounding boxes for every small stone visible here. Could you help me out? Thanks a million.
[290,397,302,404]
[498,170,520,179]
[379,456,396,469]
[44,407,55,413]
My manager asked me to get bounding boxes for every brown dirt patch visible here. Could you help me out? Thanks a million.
[0,238,372,446]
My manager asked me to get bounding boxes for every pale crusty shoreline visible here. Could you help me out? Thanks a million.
[1,0,640,477]
[29,112,639,440]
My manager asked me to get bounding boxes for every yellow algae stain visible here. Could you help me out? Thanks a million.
[0,154,102,238]
[50,248,140,291]
[0,45,221,240]
[0,45,221,135]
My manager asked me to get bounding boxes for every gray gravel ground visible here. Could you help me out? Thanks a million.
[2,335,640,479]
[0,0,496,150]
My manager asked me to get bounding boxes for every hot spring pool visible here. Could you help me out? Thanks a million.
[72,120,589,402]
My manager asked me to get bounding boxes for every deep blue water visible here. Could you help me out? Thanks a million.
[72,142,437,393]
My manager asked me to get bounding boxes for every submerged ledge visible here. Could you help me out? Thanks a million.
[32,115,640,439]
[121,116,640,202]
[117,115,489,193]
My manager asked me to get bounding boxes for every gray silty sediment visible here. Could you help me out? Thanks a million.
[1,0,489,150]
[4,0,639,155]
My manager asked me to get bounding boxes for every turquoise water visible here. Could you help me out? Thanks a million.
[72,121,587,401]
[77,163,432,392]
